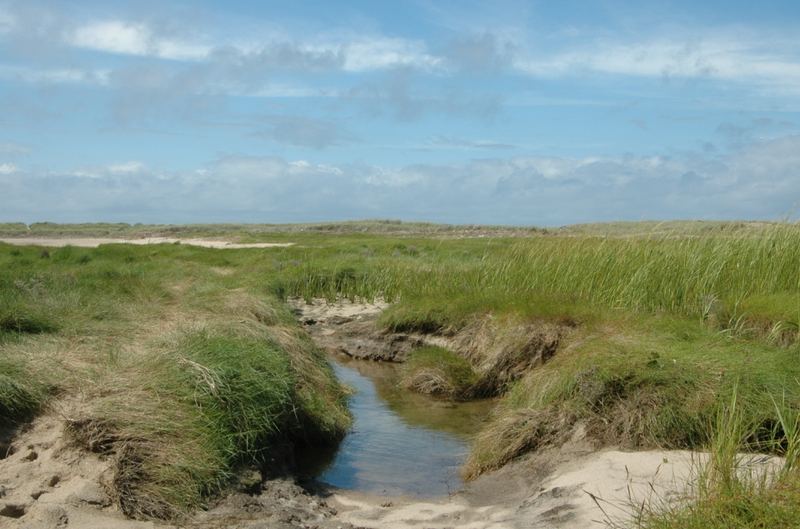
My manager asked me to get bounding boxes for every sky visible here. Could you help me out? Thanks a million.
[0,0,799,226]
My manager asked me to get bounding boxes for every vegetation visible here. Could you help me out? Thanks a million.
[401,346,478,399]
[2,219,799,526]
[636,390,800,529]
[0,242,349,519]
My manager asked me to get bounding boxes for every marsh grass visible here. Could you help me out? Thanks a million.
[3,221,800,523]
[401,346,478,399]
[0,355,51,423]
[633,389,800,529]
[0,241,350,520]
[83,329,322,519]
[262,223,800,481]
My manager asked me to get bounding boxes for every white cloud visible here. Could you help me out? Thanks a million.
[341,37,441,71]
[0,162,17,175]
[107,161,145,174]
[2,136,799,225]
[70,20,209,61]
[513,35,800,89]
[67,18,440,73]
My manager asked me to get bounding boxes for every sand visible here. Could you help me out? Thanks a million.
[0,408,781,529]
[0,237,294,249]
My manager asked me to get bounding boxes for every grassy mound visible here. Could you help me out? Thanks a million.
[639,392,800,529]
[464,317,800,478]
[401,346,478,399]
[70,328,347,519]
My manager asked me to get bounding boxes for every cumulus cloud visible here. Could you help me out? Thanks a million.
[2,136,799,225]
[0,162,16,174]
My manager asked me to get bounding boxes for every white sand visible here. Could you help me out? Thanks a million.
[0,237,294,249]
[331,449,780,529]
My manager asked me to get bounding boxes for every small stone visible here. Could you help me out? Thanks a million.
[23,450,38,461]
[46,475,61,487]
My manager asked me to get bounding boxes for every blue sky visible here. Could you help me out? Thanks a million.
[1,0,799,226]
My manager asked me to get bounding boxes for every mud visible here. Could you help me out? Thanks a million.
[290,298,444,362]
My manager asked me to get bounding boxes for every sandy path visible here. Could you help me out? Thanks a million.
[0,237,294,249]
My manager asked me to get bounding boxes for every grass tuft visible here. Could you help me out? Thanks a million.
[401,346,478,399]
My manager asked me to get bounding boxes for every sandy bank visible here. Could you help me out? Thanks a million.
[0,237,294,249]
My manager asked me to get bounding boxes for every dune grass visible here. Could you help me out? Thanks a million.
[79,326,348,519]
[0,355,51,424]
[634,390,800,529]
[0,241,350,520]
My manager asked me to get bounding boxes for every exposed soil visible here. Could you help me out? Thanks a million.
[291,298,447,362]
[291,299,570,398]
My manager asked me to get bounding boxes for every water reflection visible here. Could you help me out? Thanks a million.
[307,357,493,496]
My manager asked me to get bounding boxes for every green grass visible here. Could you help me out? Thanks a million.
[3,221,800,526]
[464,316,800,476]
[0,241,350,520]
[637,390,800,529]
[85,328,345,519]
[401,346,478,399]
[0,355,51,423]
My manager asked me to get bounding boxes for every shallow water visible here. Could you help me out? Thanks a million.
[308,357,493,497]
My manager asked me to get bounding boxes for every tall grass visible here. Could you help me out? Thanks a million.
[84,328,346,519]
[0,356,50,423]
[639,389,800,529]
[275,224,800,336]
[3,223,800,523]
